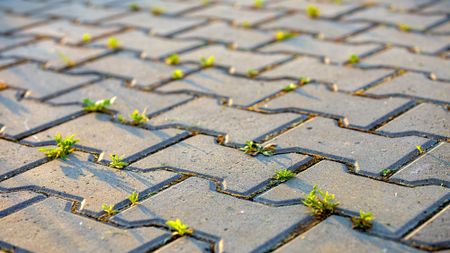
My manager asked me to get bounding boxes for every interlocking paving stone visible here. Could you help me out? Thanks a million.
[0,152,181,213]
[156,68,287,106]
[0,36,32,51]
[38,3,125,23]
[261,83,411,129]
[267,0,360,18]
[17,19,120,45]
[0,139,44,177]
[0,63,98,99]
[0,58,20,69]
[259,36,379,63]
[0,191,45,214]
[102,13,205,36]
[156,237,210,253]
[70,52,195,86]
[24,113,186,158]
[0,90,81,137]
[366,72,450,103]
[1,40,108,69]
[176,22,273,50]
[0,0,60,14]
[274,216,425,253]
[261,57,392,91]
[130,135,311,195]
[180,45,289,73]
[256,160,449,237]
[264,117,430,176]
[420,0,450,14]
[344,7,445,30]
[406,206,450,247]
[112,177,313,252]
[378,103,450,138]
[430,20,450,34]
[362,48,450,80]
[0,197,171,253]
[391,142,450,186]
[0,13,43,34]
[347,26,450,53]
[110,0,202,15]
[49,79,193,116]
[371,0,432,10]
[185,4,281,25]
[260,13,369,40]
[148,97,306,144]
[93,30,202,59]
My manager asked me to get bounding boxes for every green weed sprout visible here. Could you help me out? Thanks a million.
[82,96,116,112]
[283,83,298,92]
[118,109,149,125]
[416,145,424,154]
[307,4,320,18]
[151,6,165,15]
[241,21,251,28]
[166,219,193,236]
[254,0,264,8]
[273,169,296,182]
[102,204,118,215]
[82,33,91,43]
[351,209,374,230]
[398,23,410,32]
[247,69,259,78]
[56,50,75,67]
[240,141,276,156]
[107,37,120,49]
[39,133,79,159]
[348,54,360,64]
[172,69,185,80]
[380,168,394,177]
[129,3,140,11]
[200,56,215,67]
[109,154,128,169]
[128,191,139,205]
[303,185,339,217]
[299,76,311,84]
[165,54,180,65]
[274,30,295,41]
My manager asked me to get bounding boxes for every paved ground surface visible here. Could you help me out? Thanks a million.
[0,0,449,252]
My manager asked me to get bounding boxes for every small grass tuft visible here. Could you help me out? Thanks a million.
[303,185,339,217]
[416,145,424,154]
[166,219,193,236]
[129,3,140,11]
[254,0,264,8]
[172,69,185,80]
[119,109,149,125]
[109,154,128,169]
[273,169,296,182]
[39,133,79,159]
[397,23,410,32]
[283,83,298,92]
[241,21,251,28]
[240,141,276,156]
[274,30,295,41]
[82,33,91,43]
[348,54,360,64]
[299,76,311,84]
[351,209,374,230]
[247,69,259,78]
[107,37,120,49]
[102,204,118,215]
[82,96,116,112]
[151,6,165,15]
[380,168,394,177]
[128,191,139,205]
[200,56,215,68]
[307,4,320,18]
[165,54,180,65]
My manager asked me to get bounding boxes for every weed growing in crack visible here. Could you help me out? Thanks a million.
[200,56,215,68]
[273,169,296,182]
[416,145,424,154]
[307,4,320,18]
[274,30,295,41]
[240,141,276,156]
[241,21,251,28]
[299,76,311,84]
[56,50,75,67]
[82,96,116,112]
[247,69,259,78]
[254,0,264,8]
[351,209,374,231]
[166,219,193,236]
[107,37,120,49]
[303,185,339,217]
[129,3,140,11]
[348,54,360,64]
[82,33,91,43]
[172,69,184,80]
[380,168,394,177]
[283,83,298,92]
[102,204,118,215]
[165,54,180,65]
[151,6,165,15]
[109,154,128,169]
[397,23,410,32]
[39,133,78,159]
[128,191,139,206]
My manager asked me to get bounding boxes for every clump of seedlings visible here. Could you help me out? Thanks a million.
[253,0,264,8]
[240,141,276,156]
[39,133,79,159]
[166,219,193,236]
[303,185,339,217]
[247,69,259,78]
[119,109,149,125]
[151,6,165,15]
[56,50,75,67]
[200,56,215,68]
[107,37,120,49]
[82,33,91,43]
[109,154,128,169]
[128,191,139,206]
[273,169,296,182]
[348,54,360,64]
[82,96,116,112]
[351,209,374,231]
[416,145,424,154]
[172,69,185,80]
[307,4,320,18]
[165,54,180,65]
[129,3,140,11]
[102,204,118,215]
[380,168,394,177]
[283,83,298,92]
[274,30,295,41]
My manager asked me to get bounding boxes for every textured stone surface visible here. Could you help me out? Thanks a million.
[131,135,311,194]
[261,57,393,91]
[367,72,450,103]
[155,238,211,253]
[0,197,171,253]
[0,36,32,51]
[392,142,449,186]
[378,103,450,138]
[0,0,59,14]
[0,13,44,34]
[0,139,44,177]
[0,152,180,213]
[267,0,360,18]
[113,177,313,252]
[256,161,449,237]
[261,83,411,129]
[275,216,425,253]
[38,2,125,23]
[260,36,379,63]
[0,191,45,214]
[156,68,287,106]
[110,0,201,15]
[149,97,305,144]
[406,206,450,247]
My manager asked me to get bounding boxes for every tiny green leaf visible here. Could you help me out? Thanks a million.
[128,191,139,205]
[380,168,394,177]
[109,154,128,169]
[307,4,320,18]
[102,204,118,215]
[166,219,193,236]
[107,37,120,49]
[56,50,75,67]
[254,0,264,8]
[299,76,311,84]
[151,6,165,15]
[172,69,184,80]
[165,54,180,65]
[274,30,295,41]
[82,33,91,43]
[200,56,215,67]
[240,141,276,156]
[247,69,259,78]
[283,83,298,92]
[273,169,296,182]
[348,54,360,64]
[416,145,424,154]
[129,3,140,11]
[351,209,374,230]
[82,96,116,112]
